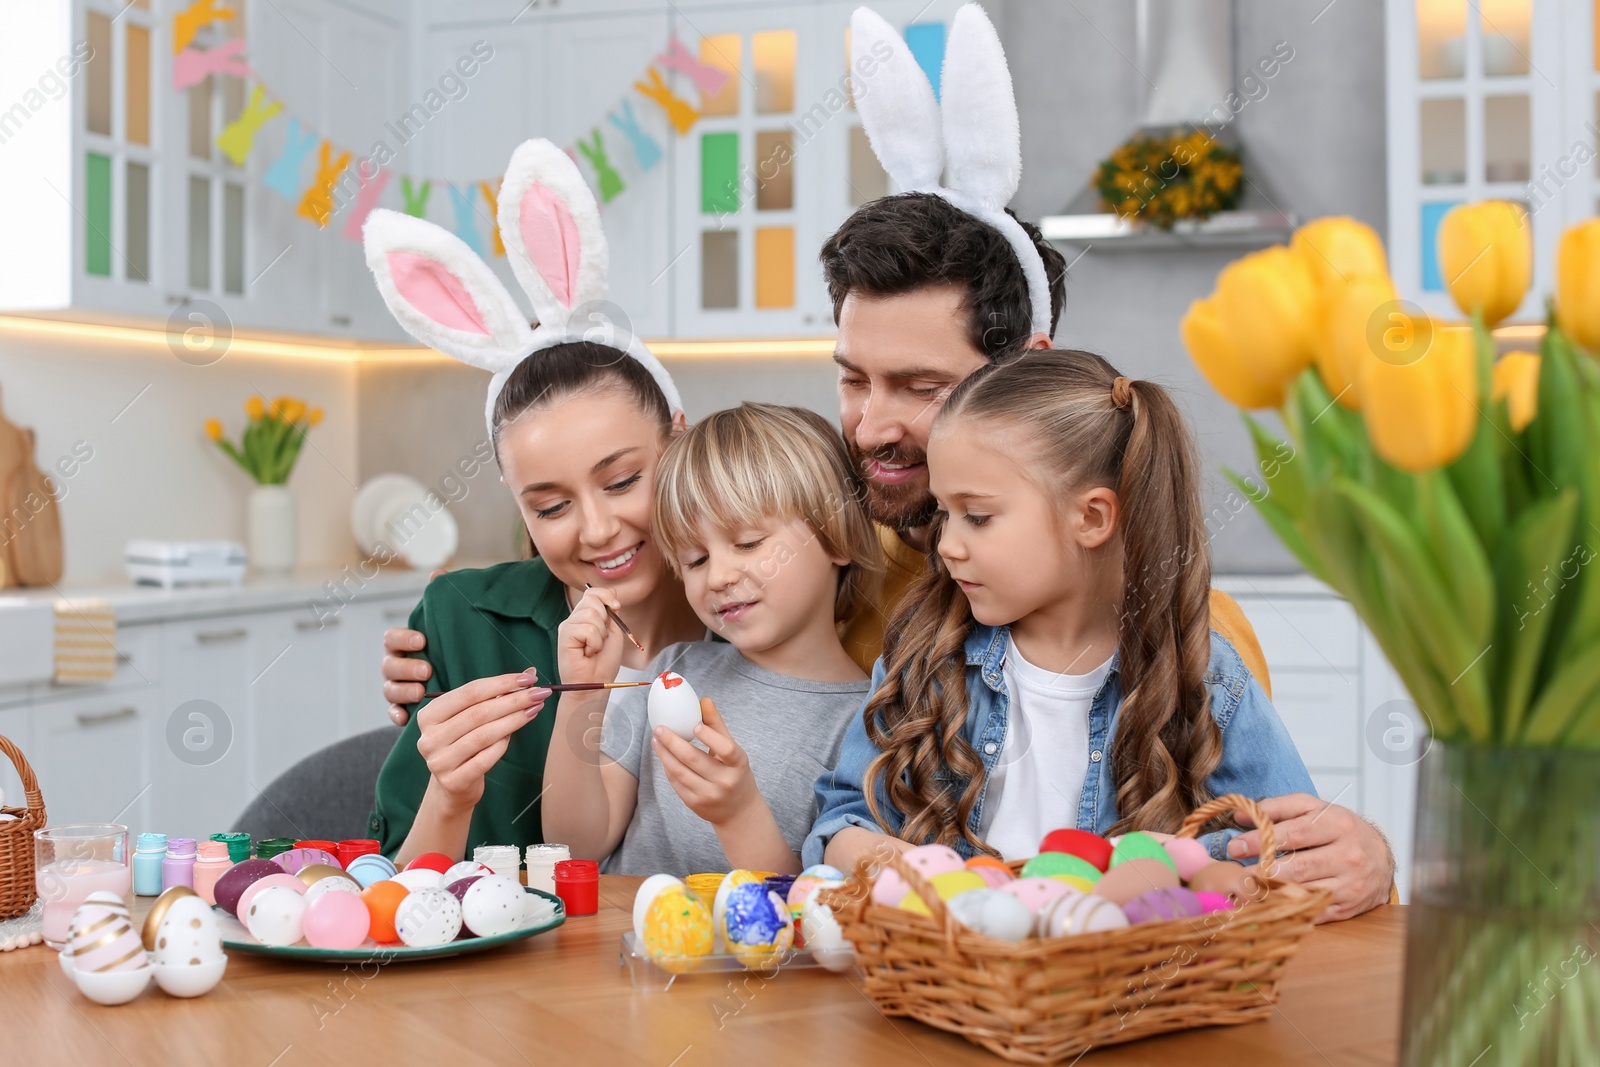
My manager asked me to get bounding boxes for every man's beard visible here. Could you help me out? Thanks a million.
[847,439,940,533]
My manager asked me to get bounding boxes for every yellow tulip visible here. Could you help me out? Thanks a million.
[1292,217,1389,292]
[245,395,265,420]
[1359,323,1478,472]
[307,407,324,426]
[1556,219,1600,353]
[1491,350,1540,432]
[1215,245,1319,383]
[203,418,223,442]
[1181,294,1288,409]
[281,399,307,424]
[1316,273,1399,410]
[1437,201,1531,326]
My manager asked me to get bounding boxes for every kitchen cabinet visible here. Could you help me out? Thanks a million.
[31,685,155,830]
[154,615,257,840]
[341,597,421,737]
[248,608,350,789]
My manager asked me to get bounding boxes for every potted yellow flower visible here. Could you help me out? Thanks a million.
[1183,205,1599,1066]
[204,396,323,572]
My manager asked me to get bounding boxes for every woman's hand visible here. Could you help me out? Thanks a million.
[651,698,758,827]
[557,587,627,688]
[415,671,551,811]
[383,627,431,726]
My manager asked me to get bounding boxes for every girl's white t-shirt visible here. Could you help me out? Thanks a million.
[979,636,1114,862]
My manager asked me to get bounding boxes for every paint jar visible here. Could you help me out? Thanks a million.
[473,844,520,881]
[192,841,233,905]
[161,838,197,893]
[132,833,167,897]
[525,844,569,895]
[209,832,252,863]
[336,838,381,870]
[553,859,599,916]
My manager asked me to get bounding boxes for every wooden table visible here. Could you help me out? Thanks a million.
[3,878,1405,1066]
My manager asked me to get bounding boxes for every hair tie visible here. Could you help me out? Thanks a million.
[1111,376,1135,410]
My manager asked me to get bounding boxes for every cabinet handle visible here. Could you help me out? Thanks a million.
[196,627,247,644]
[296,617,338,631]
[76,706,137,727]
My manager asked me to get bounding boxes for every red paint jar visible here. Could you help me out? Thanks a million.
[336,838,381,870]
[295,839,338,854]
[553,859,599,916]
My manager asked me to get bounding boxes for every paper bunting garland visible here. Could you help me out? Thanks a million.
[171,11,717,238]
[215,83,281,166]
[577,130,626,204]
[296,141,351,227]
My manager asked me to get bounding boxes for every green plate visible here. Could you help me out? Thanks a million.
[216,887,565,964]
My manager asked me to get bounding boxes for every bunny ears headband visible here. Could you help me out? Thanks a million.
[362,139,683,438]
[852,4,1052,339]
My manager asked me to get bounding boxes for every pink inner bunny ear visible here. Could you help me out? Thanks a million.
[520,182,582,309]
[385,251,490,334]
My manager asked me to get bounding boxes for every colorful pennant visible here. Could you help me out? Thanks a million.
[448,184,482,255]
[655,34,731,97]
[478,179,504,256]
[343,165,391,241]
[634,68,699,135]
[215,83,281,165]
[173,0,235,55]
[401,177,431,218]
[296,141,351,227]
[263,119,319,200]
[608,99,662,172]
[173,38,249,90]
[577,130,626,204]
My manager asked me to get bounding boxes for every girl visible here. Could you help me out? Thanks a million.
[361,140,706,865]
[545,404,882,875]
[806,350,1313,871]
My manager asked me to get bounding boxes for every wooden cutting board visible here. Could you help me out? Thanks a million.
[0,390,62,588]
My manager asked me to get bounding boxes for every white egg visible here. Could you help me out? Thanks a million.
[443,861,494,884]
[245,886,307,947]
[631,874,684,944]
[395,887,463,947]
[303,876,362,904]
[800,897,854,972]
[647,671,702,741]
[460,875,528,937]
[945,888,1033,941]
[389,868,446,892]
[151,895,223,967]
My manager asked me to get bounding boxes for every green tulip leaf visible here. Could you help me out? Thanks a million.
[1240,414,1307,518]
[1490,489,1578,741]
[1417,471,1494,649]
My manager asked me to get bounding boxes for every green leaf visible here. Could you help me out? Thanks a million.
[1522,650,1600,744]
[1241,414,1306,518]
[1416,471,1494,649]
[1540,329,1600,667]
[1489,489,1578,741]
[1226,471,1325,581]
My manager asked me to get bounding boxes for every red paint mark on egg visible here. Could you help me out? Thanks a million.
[658,671,684,689]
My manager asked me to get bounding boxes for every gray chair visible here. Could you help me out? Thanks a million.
[232,727,404,842]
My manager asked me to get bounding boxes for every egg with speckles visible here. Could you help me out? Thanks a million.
[633,874,684,943]
[150,894,223,967]
[461,875,528,937]
[394,886,463,947]
[245,886,307,947]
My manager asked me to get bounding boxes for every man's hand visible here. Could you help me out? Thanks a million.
[1228,793,1394,923]
[383,627,431,726]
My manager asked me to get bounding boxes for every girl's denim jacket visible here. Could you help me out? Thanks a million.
[803,625,1316,867]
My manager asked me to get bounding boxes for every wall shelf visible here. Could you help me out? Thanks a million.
[1038,209,1295,251]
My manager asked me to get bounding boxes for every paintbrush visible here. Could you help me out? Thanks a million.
[420,680,652,698]
[584,582,646,652]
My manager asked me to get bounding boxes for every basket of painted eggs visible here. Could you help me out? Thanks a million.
[820,793,1331,1065]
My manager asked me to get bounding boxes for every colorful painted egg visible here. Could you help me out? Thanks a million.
[390,868,447,892]
[641,886,714,974]
[359,880,410,944]
[995,876,1075,916]
[1123,887,1205,925]
[346,853,398,888]
[235,873,306,921]
[1162,837,1214,881]
[150,894,223,967]
[870,866,912,908]
[711,870,765,938]
[647,671,702,741]
[928,870,987,900]
[460,875,528,937]
[212,858,282,917]
[633,874,685,943]
[403,852,455,874]
[67,898,145,973]
[721,883,793,969]
[443,861,495,884]
[295,864,360,890]
[966,863,1016,889]
[787,864,845,911]
[799,897,853,972]
[302,891,371,950]
[902,844,964,879]
[944,888,1032,941]
[1039,891,1129,937]
[1186,861,1261,905]
[245,886,308,947]
[1020,852,1103,886]
[1091,858,1180,905]
[273,847,340,876]
[304,875,363,905]
[1110,832,1177,874]
[394,886,464,947]
[1195,891,1235,914]
[1038,828,1114,872]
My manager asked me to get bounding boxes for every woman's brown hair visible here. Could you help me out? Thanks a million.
[862,349,1222,851]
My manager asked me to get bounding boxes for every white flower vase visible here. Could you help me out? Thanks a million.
[248,485,296,573]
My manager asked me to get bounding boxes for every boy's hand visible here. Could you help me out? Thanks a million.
[557,587,627,688]
[652,698,759,827]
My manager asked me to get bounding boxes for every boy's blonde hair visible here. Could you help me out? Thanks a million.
[654,403,882,626]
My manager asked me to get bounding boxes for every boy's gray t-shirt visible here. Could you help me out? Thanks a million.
[599,641,870,876]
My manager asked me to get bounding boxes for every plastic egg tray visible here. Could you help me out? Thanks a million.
[618,931,854,992]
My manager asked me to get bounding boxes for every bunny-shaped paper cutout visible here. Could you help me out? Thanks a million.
[851,4,1049,338]
[364,139,682,437]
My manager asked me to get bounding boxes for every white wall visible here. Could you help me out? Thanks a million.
[0,329,361,581]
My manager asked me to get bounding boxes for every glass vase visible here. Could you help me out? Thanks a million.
[1400,742,1600,1066]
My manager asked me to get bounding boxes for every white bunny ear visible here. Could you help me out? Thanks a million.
[851,7,944,192]
[363,209,534,373]
[497,140,610,329]
[940,4,1021,210]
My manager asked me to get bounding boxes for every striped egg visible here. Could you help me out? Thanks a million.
[1039,890,1130,938]
[66,900,146,973]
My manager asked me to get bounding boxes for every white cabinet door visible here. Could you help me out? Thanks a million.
[249,610,349,789]
[32,687,154,830]
[342,596,423,739]
[154,618,256,840]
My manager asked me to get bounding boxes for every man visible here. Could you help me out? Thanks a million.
[381,196,1393,925]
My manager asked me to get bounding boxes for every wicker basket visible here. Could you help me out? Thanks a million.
[0,734,46,920]
[822,793,1331,1065]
